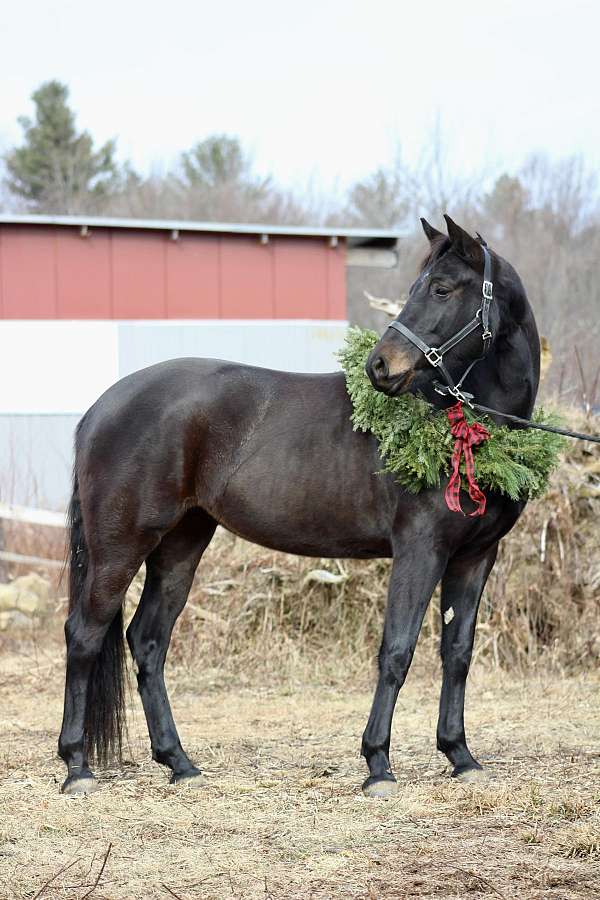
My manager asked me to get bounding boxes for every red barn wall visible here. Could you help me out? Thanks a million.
[0,225,347,320]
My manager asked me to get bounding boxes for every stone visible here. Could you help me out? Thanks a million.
[0,573,51,617]
[0,609,30,630]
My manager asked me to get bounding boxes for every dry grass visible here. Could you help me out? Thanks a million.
[1,628,599,899]
[1,410,599,897]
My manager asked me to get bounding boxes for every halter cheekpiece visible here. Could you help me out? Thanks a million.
[387,244,494,407]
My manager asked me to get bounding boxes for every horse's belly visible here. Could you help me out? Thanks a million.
[216,510,393,558]
[206,456,394,559]
[215,514,393,558]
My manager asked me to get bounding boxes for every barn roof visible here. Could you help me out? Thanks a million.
[0,214,400,249]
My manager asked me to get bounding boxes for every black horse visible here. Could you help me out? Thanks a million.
[58,216,539,797]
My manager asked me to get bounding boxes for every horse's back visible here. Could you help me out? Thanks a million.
[74,357,395,556]
[77,357,351,466]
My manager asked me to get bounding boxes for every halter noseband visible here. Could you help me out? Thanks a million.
[387,245,493,406]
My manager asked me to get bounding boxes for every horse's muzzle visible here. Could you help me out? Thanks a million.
[365,352,416,396]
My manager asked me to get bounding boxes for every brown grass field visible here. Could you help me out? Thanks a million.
[1,625,599,899]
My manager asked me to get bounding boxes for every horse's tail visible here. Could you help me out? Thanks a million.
[67,464,127,766]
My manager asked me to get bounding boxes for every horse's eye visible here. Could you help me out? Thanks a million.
[433,285,451,298]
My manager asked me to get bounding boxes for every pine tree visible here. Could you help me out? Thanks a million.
[4,80,118,212]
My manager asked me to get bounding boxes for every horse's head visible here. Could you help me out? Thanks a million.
[366,215,504,401]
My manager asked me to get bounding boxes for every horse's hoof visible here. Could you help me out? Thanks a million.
[169,768,204,788]
[61,775,99,796]
[453,767,488,784]
[362,777,399,799]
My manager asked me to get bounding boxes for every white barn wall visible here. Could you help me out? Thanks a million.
[116,320,348,380]
[0,414,80,510]
[0,322,119,414]
[0,320,348,507]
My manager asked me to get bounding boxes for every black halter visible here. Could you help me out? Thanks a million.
[383,244,600,444]
[387,245,494,406]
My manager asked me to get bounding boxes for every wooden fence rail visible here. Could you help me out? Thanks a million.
[0,503,66,576]
[0,503,66,528]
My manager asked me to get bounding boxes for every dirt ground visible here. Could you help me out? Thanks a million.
[0,639,599,900]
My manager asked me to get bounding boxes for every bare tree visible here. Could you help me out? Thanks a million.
[346,133,600,402]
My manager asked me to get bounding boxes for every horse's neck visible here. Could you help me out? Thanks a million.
[477,311,540,421]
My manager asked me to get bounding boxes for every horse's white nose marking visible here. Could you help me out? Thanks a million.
[443,606,455,625]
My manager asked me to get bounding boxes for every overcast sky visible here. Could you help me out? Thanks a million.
[1,0,599,194]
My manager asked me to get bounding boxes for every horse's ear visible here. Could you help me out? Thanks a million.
[420,218,443,244]
[443,214,483,265]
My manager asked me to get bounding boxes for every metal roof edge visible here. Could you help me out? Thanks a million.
[0,214,402,246]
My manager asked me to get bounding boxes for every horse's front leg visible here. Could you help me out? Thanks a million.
[361,543,448,798]
[436,544,498,782]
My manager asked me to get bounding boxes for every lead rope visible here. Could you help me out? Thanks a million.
[443,401,599,517]
[470,403,600,444]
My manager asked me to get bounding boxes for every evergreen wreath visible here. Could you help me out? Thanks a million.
[338,326,565,500]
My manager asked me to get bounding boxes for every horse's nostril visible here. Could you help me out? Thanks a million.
[372,355,388,378]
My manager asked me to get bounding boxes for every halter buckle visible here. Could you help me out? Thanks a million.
[482,329,492,341]
[482,280,493,300]
[425,347,443,367]
[448,385,474,408]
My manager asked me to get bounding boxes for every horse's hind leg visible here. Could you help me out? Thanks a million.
[126,508,216,786]
[436,544,498,782]
[59,536,156,796]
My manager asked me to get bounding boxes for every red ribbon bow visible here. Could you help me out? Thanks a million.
[445,401,490,517]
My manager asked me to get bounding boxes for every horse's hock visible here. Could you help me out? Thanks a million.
[0,572,51,629]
